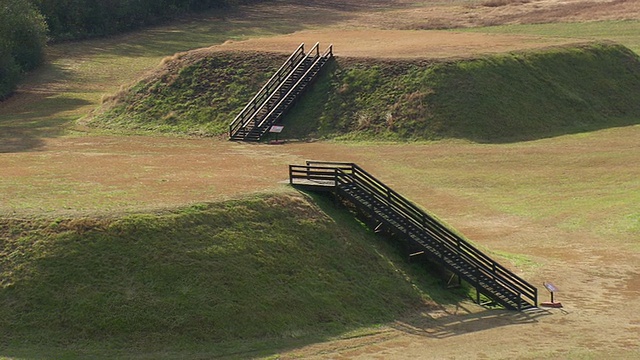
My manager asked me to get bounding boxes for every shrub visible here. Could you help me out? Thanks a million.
[0,48,21,100]
[0,0,48,99]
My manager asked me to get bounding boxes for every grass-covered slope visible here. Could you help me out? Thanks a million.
[91,42,640,142]
[322,42,640,142]
[0,193,444,357]
[90,51,288,136]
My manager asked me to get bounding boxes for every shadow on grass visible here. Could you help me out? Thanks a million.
[291,190,553,336]
[465,120,640,144]
[0,192,439,359]
[392,305,551,339]
[300,190,468,309]
[0,95,91,153]
[48,1,356,60]
[0,52,93,152]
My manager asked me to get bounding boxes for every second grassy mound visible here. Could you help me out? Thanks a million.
[90,42,640,142]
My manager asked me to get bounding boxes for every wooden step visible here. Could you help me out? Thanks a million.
[337,181,536,311]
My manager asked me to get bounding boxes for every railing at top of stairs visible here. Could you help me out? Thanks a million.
[249,44,334,136]
[229,43,306,139]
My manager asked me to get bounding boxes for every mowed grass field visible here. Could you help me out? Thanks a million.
[1,0,639,358]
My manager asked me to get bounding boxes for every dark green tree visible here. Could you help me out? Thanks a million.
[0,0,48,70]
[32,0,254,40]
[0,0,48,99]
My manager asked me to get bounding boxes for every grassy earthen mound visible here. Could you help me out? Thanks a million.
[0,193,450,355]
[90,42,640,142]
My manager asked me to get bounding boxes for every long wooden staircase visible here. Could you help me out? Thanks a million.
[289,161,538,311]
[229,43,333,141]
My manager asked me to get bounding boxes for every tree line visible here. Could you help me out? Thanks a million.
[1,0,259,100]
[1,0,47,99]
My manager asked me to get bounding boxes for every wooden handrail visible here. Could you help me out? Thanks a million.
[330,163,537,307]
[229,43,306,137]
[230,55,304,135]
[253,43,325,130]
[326,44,333,57]
[306,160,353,167]
[230,43,334,141]
[241,42,322,135]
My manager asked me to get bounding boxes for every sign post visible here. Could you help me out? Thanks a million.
[541,282,562,308]
[269,125,284,144]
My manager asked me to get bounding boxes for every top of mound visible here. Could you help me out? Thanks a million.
[90,39,640,143]
[91,28,582,124]
[191,29,579,59]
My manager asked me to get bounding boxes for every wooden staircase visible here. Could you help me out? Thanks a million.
[289,161,538,311]
[229,43,333,141]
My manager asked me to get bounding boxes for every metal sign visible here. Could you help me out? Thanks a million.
[544,282,558,293]
[541,282,562,307]
[269,125,284,133]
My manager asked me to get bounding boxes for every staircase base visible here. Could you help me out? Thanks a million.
[541,301,563,308]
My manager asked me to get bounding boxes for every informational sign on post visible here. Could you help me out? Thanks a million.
[269,125,284,133]
[541,282,562,308]
[544,282,558,293]
[269,125,284,144]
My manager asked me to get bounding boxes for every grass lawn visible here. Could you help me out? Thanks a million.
[0,7,304,143]
[460,20,640,54]
[0,2,639,358]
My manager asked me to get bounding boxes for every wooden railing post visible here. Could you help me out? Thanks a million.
[518,293,522,311]
[289,160,538,310]
[492,262,496,281]
[229,43,305,140]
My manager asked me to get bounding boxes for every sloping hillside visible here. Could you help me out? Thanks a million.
[90,42,640,142]
[0,193,448,357]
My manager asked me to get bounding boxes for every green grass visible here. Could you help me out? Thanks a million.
[461,20,640,54]
[0,192,461,359]
[89,52,287,135]
[352,125,640,246]
[4,13,639,148]
[93,42,640,142]
[0,7,306,150]
[300,42,640,142]
[1,8,639,359]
